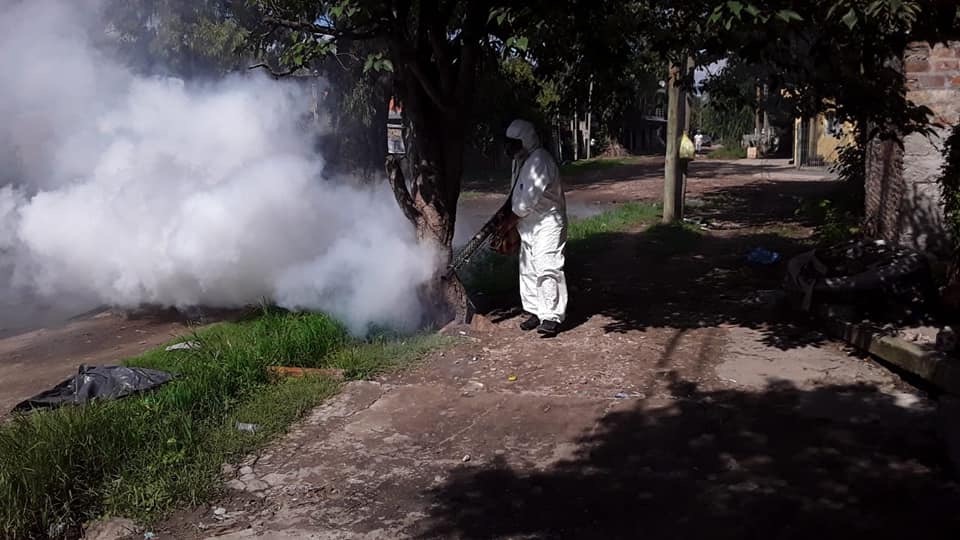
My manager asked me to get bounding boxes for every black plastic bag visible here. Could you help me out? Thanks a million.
[12,365,174,412]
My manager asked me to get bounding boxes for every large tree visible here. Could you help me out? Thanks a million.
[244,1,638,320]
[101,0,255,77]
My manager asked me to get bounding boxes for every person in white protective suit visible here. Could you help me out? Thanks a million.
[496,119,568,336]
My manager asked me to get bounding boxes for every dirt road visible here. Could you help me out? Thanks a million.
[145,160,960,539]
[0,308,224,413]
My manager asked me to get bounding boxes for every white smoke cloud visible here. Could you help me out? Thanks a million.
[0,0,436,334]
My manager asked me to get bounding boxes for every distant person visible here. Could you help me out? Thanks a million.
[694,132,704,153]
[495,119,568,337]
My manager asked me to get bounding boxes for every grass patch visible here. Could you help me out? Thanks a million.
[707,146,748,159]
[568,201,661,242]
[559,156,645,176]
[0,308,446,539]
[463,202,663,296]
[459,190,490,200]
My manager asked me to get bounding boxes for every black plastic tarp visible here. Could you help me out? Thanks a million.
[783,239,932,311]
[12,365,174,413]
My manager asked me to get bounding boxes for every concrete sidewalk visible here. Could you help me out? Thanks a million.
[135,162,960,539]
[157,320,959,539]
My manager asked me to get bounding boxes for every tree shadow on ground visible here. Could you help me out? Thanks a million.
[473,176,879,351]
[415,379,960,540]
[693,178,847,229]
[561,227,823,350]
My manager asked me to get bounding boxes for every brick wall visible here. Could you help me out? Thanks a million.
[864,40,960,252]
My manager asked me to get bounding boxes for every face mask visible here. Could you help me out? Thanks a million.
[505,139,524,159]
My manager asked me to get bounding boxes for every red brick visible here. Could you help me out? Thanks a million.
[908,74,947,89]
[951,75,960,88]
[906,60,931,73]
[933,59,960,72]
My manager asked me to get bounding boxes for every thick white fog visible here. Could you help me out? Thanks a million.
[0,0,436,334]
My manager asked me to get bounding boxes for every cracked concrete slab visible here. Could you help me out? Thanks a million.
[198,381,613,538]
[150,317,951,540]
[716,327,896,390]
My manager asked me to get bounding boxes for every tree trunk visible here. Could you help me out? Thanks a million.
[386,150,469,327]
[379,1,489,328]
[384,71,472,327]
[755,83,763,137]
[680,55,694,217]
[571,110,579,161]
[663,62,683,223]
[556,116,564,161]
[585,78,594,160]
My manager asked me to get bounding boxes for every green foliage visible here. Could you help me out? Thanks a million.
[699,102,754,149]
[707,146,748,159]
[104,0,255,77]
[831,137,867,204]
[705,1,954,141]
[340,74,379,128]
[280,38,332,71]
[188,18,251,67]
[826,0,922,31]
[710,2,802,27]
[560,157,646,176]
[797,195,863,245]
[938,125,960,251]
[467,55,553,162]
[463,202,662,296]
[0,310,445,538]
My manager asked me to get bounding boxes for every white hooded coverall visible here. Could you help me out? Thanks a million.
[506,120,568,324]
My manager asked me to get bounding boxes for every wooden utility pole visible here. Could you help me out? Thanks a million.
[679,55,695,217]
[663,62,683,223]
[585,77,594,159]
[571,105,579,161]
[683,57,694,133]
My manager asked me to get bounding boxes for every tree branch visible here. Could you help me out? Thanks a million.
[385,155,422,225]
[263,16,383,40]
[428,0,454,95]
[248,62,299,78]
[455,1,488,107]
[382,2,453,114]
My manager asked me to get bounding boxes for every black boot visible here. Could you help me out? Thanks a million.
[519,314,540,331]
[537,320,560,337]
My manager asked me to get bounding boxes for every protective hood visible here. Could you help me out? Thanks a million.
[506,119,541,151]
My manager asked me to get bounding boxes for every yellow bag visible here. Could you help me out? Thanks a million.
[679,132,696,160]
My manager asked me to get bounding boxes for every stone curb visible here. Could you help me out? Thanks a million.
[815,310,960,475]
[817,310,960,396]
